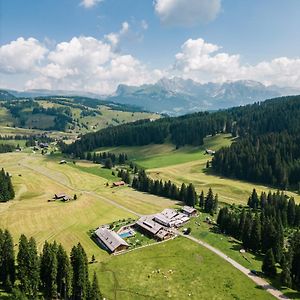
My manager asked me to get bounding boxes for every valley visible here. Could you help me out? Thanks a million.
[1,130,300,299]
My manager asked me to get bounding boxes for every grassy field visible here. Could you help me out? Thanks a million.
[0,150,286,299]
[184,211,300,299]
[91,237,274,300]
[100,134,300,205]
[100,134,233,169]
[0,152,176,257]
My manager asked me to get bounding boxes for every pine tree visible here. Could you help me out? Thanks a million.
[199,190,205,209]
[186,183,197,207]
[71,243,89,299]
[249,215,261,252]
[204,188,214,214]
[89,272,102,300]
[242,213,252,249]
[57,244,72,299]
[17,234,31,295]
[27,237,40,298]
[287,198,296,226]
[40,241,58,299]
[179,183,187,202]
[0,229,15,288]
[262,249,277,278]
[212,194,219,214]
[281,254,292,288]
[104,158,113,169]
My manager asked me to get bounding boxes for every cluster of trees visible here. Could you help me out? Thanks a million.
[130,168,219,212]
[131,169,197,207]
[0,135,32,141]
[0,144,15,153]
[212,96,300,189]
[62,111,232,157]
[212,132,300,189]
[2,100,73,131]
[62,119,170,157]
[199,188,219,215]
[117,169,131,184]
[85,152,128,168]
[0,168,14,202]
[0,229,102,299]
[25,135,55,147]
[62,94,300,191]
[216,189,300,289]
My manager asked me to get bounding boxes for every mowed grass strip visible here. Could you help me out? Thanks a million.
[148,158,300,205]
[99,134,233,169]
[92,237,274,300]
[0,153,133,259]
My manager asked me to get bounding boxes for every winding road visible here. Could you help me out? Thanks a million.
[20,155,289,300]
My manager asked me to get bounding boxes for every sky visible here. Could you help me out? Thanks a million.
[1,0,300,94]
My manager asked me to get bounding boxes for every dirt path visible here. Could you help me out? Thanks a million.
[18,155,288,299]
[177,231,289,300]
[19,158,141,218]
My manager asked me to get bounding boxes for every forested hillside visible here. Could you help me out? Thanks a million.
[64,95,300,189]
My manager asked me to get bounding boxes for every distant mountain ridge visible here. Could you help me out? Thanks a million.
[3,78,300,115]
[109,78,300,115]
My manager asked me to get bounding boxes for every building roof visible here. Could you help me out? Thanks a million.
[113,181,125,186]
[161,208,178,219]
[156,229,171,240]
[136,215,162,235]
[182,206,197,214]
[55,193,67,198]
[94,228,129,252]
[154,213,174,226]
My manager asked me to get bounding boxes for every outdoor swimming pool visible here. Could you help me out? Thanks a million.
[119,231,134,239]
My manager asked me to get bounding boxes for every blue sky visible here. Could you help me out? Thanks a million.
[1,0,300,93]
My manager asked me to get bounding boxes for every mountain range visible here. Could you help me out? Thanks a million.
[109,78,300,115]
[3,78,300,115]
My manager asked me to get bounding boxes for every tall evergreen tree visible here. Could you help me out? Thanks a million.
[0,229,15,288]
[70,243,89,300]
[262,249,277,278]
[199,190,205,209]
[204,188,214,214]
[57,244,72,299]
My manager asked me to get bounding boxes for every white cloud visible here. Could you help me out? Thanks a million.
[0,37,47,74]
[80,0,103,8]
[174,38,240,82]
[14,35,162,94]
[154,0,221,27]
[173,38,300,88]
[105,22,130,47]
[2,34,300,94]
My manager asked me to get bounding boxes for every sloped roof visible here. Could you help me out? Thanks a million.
[94,228,129,252]
[154,213,174,226]
[161,208,178,219]
[136,215,162,235]
[182,206,197,214]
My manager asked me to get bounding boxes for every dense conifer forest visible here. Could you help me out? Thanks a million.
[0,168,15,202]
[0,229,102,299]
[217,189,300,289]
[0,144,15,153]
[63,95,300,189]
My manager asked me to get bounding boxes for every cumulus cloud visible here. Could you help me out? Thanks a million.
[154,0,221,27]
[2,34,300,94]
[0,35,161,94]
[173,38,300,88]
[174,38,240,82]
[105,22,130,47]
[80,0,103,9]
[0,37,48,74]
